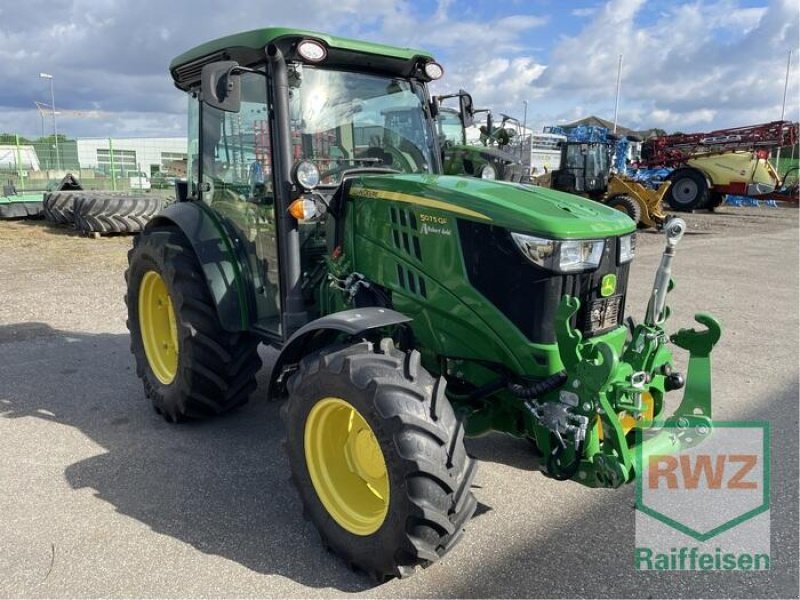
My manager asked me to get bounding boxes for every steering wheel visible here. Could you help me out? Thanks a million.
[320,156,401,181]
[320,165,401,182]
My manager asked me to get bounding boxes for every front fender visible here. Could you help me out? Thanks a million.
[147,202,251,332]
[268,307,412,400]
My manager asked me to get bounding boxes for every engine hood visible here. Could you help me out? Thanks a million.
[349,174,635,238]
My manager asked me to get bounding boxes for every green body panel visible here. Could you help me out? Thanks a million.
[336,174,630,380]
[348,174,635,238]
[170,27,432,71]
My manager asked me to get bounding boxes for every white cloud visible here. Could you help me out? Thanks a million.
[522,0,800,132]
[650,108,718,128]
[0,0,797,138]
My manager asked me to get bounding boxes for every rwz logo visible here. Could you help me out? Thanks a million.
[636,422,770,542]
[648,453,758,490]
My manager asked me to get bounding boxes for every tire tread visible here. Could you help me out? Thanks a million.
[125,227,262,420]
[284,340,476,580]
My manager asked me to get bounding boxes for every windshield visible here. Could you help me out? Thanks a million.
[438,108,465,146]
[288,65,436,186]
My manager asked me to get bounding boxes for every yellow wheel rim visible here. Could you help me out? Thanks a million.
[138,270,179,385]
[304,397,390,536]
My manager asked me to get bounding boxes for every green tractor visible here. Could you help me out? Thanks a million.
[125,28,721,581]
[436,91,524,182]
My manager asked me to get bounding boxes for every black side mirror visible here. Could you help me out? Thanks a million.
[175,179,189,202]
[459,89,475,128]
[201,61,242,113]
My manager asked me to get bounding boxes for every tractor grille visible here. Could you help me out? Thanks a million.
[458,220,629,344]
[389,206,422,261]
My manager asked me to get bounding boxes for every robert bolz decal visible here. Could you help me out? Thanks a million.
[419,214,452,236]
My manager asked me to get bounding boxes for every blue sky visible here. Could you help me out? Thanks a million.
[0,0,797,139]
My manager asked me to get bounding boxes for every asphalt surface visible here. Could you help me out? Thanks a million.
[0,208,798,598]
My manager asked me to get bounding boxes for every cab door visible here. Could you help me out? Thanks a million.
[193,72,282,335]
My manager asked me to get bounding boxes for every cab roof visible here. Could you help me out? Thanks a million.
[169,27,436,91]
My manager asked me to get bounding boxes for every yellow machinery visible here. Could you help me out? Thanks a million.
[642,121,798,210]
[604,175,670,229]
[536,172,669,229]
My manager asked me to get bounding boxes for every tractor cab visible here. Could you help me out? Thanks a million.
[552,139,612,198]
[437,106,467,147]
[171,31,445,339]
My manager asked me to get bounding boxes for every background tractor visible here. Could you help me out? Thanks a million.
[126,28,720,581]
[436,91,524,182]
[545,125,670,229]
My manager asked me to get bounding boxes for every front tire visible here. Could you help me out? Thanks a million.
[284,339,477,581]
[125,226,262,421]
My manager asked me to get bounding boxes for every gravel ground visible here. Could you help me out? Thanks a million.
[0,206,797,598]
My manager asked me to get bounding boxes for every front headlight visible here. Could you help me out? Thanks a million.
[559,239,605,272]
[293,160,320,190]
[618,233,636,264]
[480,164,497,179]
[511,232,605,273]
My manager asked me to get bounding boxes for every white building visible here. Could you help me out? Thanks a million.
[76,137,187,176]
[0,145,41,171]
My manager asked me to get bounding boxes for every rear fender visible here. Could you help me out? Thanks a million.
[147,202,251,332]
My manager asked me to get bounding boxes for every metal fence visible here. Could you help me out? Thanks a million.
[0,134,187,194]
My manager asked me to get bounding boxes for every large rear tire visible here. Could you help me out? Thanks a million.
[76,195,163,235]
[284,339,477,581]
[125,226,262,422]
[43,191,81,224]
[666,168,708,211]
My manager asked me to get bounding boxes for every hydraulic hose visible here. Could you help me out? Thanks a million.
[507,371,568,399]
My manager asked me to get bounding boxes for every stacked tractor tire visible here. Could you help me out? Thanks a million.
[42,190,163,235]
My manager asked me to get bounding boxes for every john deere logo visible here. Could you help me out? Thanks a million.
[600,274,617,297]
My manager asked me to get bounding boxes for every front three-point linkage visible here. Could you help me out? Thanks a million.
[533,218,722,487]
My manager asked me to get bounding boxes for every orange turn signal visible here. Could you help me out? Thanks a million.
[288,198,318,221]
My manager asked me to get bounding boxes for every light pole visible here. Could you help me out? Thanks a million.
[39,72,60,171]
[522,99,529,161]
[33,101,46,137]
[612,54,623,134]
[774,49,792,179]
[522,100,528,134]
